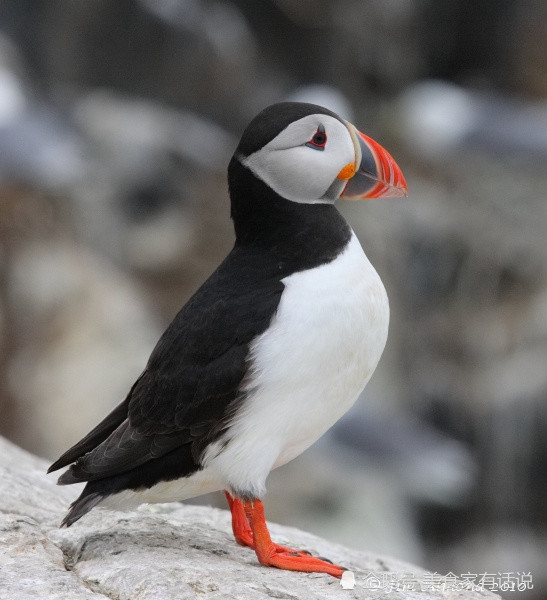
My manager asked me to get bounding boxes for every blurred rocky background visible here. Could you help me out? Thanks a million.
[0,0,545,598]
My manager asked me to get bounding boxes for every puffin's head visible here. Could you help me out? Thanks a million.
[232,102,407,205]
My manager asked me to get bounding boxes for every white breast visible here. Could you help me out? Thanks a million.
[207,233,389,498]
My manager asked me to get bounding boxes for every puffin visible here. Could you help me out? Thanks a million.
[48,102,407,578]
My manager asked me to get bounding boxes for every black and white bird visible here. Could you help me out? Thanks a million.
[49,102,407,577]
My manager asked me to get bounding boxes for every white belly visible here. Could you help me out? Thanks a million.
[207,233,389,498]
[101,233,389,509]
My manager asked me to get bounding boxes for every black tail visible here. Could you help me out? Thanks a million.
[48,396,130,474]
[61,490,105,527]
[57,465,85,486]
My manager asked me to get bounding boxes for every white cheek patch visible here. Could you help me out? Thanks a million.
[251,146,329,201]
[240,114,355,204]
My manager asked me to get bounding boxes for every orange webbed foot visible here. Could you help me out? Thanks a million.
[224,491,344,578]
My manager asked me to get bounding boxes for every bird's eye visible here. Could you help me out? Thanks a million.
[305,126,327,151]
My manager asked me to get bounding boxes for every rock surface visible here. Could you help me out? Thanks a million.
[0,436,501,600]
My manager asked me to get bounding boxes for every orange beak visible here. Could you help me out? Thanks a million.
[340,123,408,199]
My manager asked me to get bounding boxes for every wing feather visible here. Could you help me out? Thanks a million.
[51,245,285,485]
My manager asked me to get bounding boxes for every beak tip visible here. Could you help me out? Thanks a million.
[397,182,409,198]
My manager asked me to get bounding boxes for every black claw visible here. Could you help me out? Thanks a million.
[317,556,333,564]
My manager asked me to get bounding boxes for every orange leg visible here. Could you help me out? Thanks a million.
[224,491,254,547]
[224,491,294,552]
[225,493,344,578]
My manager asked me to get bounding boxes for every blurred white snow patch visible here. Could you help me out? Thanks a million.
[6,240,160,458]
[74,90,235,170]
[396,437,477,506]
[0,69,86,187]
[398,80,477,158]
[0,68,26,125]
[0,34,27,125]
[139,0,255,60]
[398,79,547,159]
[288,85,354,123]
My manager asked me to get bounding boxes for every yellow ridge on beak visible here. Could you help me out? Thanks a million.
[337,163,356,180]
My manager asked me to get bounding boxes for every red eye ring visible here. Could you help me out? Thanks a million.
[305,126,327,150]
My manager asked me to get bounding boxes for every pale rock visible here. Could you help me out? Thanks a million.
[0,436,501,600]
